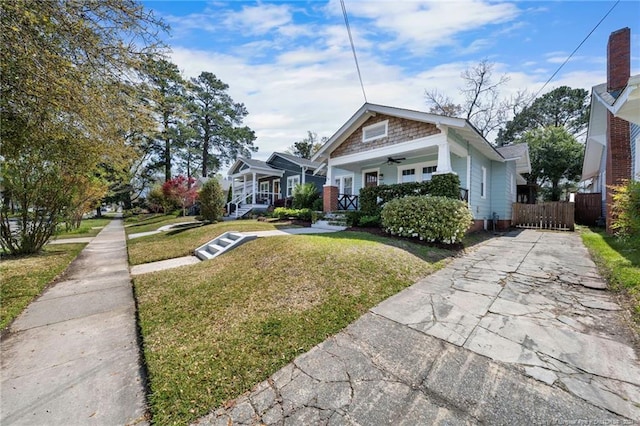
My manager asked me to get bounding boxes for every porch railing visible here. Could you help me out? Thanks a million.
[227,191,282,217]
[338,194,358,210]
[459,188,469,202]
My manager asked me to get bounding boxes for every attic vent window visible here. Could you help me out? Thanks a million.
[362,120,388,142]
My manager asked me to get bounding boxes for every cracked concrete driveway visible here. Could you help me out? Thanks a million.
[195,229,639,425]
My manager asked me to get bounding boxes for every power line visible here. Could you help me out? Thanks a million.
[532,0,620,100]
[340,0,367,103]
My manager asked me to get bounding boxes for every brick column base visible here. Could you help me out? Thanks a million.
[323,185,338,212]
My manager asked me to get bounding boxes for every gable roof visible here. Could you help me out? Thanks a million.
[593,74,640,125]
[311,103,504,163]
[581,76,640,182]
[267,152,323,170]
[495,144,532,174]
[228,157,283,177]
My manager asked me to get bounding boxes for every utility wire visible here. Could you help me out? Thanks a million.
[532,0,620,100]
[340,0,367,103]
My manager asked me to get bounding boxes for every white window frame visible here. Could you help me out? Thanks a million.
[286,175,300,197]
[400,168,416,183]
[397,161,438,184]
[362,120,388,143]
[362,168,381,188]
[481,166,487,199]
[334,174,355,195]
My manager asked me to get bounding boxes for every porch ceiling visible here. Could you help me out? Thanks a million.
[333,146,440,171]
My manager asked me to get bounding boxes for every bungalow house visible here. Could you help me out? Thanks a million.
[311,103,531,231]
[227,152,325,217]
[580,27,640,233]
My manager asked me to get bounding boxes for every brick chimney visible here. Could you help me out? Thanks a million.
[605,27,632,234]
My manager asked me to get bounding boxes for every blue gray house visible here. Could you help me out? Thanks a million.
[227,152,325,217]
[311,103,531,231]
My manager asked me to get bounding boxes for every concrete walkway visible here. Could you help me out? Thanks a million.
[1,216,148,425]
[196,229,639,425]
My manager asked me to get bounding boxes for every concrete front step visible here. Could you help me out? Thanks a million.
[194,231,255,260]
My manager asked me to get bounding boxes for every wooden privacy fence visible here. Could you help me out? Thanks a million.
[512,202,575,231]
[574,193,602,226]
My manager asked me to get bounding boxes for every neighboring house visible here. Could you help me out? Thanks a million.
[227,152,325,217]
[580,27,640,233]
[311,103,531,231]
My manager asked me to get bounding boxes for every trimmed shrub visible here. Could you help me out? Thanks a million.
[272,207,312,221]
[381,195,473,244]
[345,211,381,227]
[199,178,225,222]
[292,183,319,209]
[360,173,461,215]
[311,197,323,212]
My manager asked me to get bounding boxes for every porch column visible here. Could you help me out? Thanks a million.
[242,175,246,199]
[251,172,256,204]
[323,185,339,212]
[302,167,307,184]
[434,142,454,175]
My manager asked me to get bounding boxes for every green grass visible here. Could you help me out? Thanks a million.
[1,243,86,330]
[580,227,640,321]
[53,217,112,238]
[133,231,458,425]
[124,213,197,235]
[127,220,292,265]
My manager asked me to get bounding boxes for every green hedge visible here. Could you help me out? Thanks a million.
[272,207,312,221]
[360,173,461,215]
[381,195,473,244]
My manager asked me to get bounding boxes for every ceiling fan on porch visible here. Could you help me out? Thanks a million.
[384,156,405,165]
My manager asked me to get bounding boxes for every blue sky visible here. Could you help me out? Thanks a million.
[143,0,640,161]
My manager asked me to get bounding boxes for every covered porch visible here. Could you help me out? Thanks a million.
[320,135,470,212]
[227,158,284,217]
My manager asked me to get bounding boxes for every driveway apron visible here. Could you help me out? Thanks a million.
[1,217,147,425]
[198,229,639,425]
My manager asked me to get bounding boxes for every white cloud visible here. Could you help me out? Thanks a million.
[223,3,293,35]
[327,0,521,54]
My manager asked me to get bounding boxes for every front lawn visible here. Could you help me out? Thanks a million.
[127,220,292,265]
[53,217,112,239]
[133,231,456,425]
[1,243,86,330]
[124,213,197,235]
[581,228,640,322]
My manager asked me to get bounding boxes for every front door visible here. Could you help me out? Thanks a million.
[272,180,281,202]
[364,171,378,187]
[259,181,269,204]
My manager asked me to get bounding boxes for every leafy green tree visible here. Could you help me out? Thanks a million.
[286,131,325,159]
[187,72,257,177]
[142,58,187,182]
[518,127,584,201]
[199,178,225,222]
[497,86,589,145]
[0,0,165,254]
[172,122,201,185]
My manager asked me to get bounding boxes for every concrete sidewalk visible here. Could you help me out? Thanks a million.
[1,216,148,425]
[197,229,639,425]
